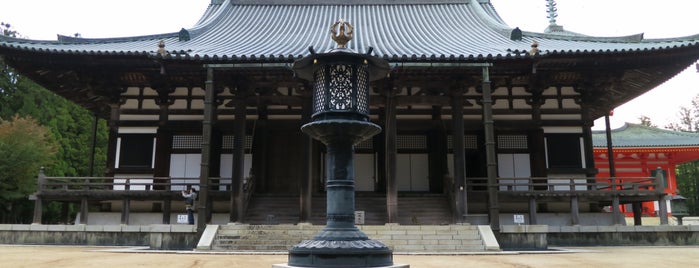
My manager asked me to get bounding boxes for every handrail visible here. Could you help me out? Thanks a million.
[38,176,233,191]
[38,175,663,195]
[465,176,662,194]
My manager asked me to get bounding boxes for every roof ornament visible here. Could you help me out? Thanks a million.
[544,0,566,33]
[529,41,539,56]
[157,40,168,57]
[546,0,558,26]
[330,19,353,49]
[179,28,190,42]
[510,27,522,41]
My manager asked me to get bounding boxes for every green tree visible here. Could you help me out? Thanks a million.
[0,116,56,223]
[1,22,109,223]
[667,95,699,215]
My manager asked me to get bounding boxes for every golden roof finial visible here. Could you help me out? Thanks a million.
[330,19,353,49]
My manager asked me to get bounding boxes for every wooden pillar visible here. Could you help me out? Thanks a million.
[612,196,621,225]
[384,87,398,223]
[209,129,222,224]
[375,110,386,193]
[581,123,595,178]
[299,95,313,222]
[88,114,99,177]
[80,197,89,224]
[32,169,45,224]
[198,67,216,233]
[482,67,499,230]
[428,107,447,193]
[121,197,130,224]
[105,102,121,177]
[231,95,246,223]
[154,90,173,223]
[658,196,669,225]
[61,202,70,224]
[632,202,643,225]
[528,197,538,225]
[570,195,580,225]
[32,197,43,224]
[604,114,619,224]
[451,90,466,221]
[162,199,172,224]
[655,167,668,225]
[253,107,269,192]
[153,110,172,188]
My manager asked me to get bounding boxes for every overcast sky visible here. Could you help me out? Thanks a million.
[1,0,697,129]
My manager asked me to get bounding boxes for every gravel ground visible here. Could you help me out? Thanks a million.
[1,245,698,268]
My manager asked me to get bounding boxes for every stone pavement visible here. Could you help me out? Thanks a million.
[1,245,698,267]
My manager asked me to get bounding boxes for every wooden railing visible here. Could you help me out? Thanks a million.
[40,175,662,195]
[464,175,664,194]
[38,176,224,192]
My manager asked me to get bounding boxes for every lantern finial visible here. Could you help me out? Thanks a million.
[330,19,353,49]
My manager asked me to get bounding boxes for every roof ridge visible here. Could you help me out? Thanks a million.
[524,31,644,43]
[593,122,699,136]
[56,33,179,44]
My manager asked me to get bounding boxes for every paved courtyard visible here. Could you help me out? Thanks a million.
[1,245,698,267]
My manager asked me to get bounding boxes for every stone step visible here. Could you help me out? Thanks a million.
[243,195,454,225]
[208,224,488,252]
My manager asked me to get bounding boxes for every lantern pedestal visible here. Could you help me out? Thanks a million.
[286,120,393,267]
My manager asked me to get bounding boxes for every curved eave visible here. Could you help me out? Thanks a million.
[3,40,699,64]
[2,1,699,61]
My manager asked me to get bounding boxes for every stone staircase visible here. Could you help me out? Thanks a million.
[243,194,453,225]
[396,194,453,225]
[201,224,497,252]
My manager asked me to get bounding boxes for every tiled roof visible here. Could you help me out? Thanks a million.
[592,123,699,148]
[1,0,699,62]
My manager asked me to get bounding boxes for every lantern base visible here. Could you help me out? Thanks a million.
[287,238,394,268]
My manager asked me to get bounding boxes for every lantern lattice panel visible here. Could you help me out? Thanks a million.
[313,67,327,114]
[328,64,353,111]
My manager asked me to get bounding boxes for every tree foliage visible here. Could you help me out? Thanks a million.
[0,116,55,223]
[666,95,699,215]
[1,22,109,223]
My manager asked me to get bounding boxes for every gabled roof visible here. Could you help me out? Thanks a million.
[592,123,699,148]
[1,0,698,62]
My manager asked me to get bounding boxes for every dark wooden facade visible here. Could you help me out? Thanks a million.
[3,1,699,229]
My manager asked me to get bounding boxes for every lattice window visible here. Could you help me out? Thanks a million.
[397,135,427,149]
[447,135,479,150]
[172,135,202,149]
[222,135,253,149]
[173,135,253,150]
[497,135,528,149]
[355,138,373,150]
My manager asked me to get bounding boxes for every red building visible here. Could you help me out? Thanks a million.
[593,123,699,217]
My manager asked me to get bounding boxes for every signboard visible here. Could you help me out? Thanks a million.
[355,211,365,225]
[177,214,188,224]
[513,214,525,225]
